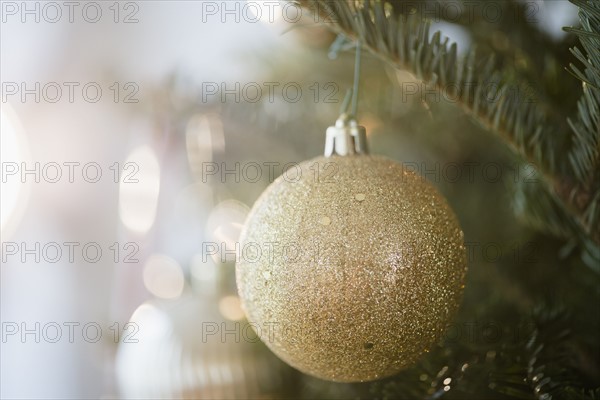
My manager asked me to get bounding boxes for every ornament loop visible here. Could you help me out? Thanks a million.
[324,113,368,156]
[324,39,367,157]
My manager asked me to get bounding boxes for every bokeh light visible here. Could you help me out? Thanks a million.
[205,200,249,264]
[143,254,185,299]
[0,104,30,238]
[118,145,161,234]
[186,113,225,180]
[218,295,245,321]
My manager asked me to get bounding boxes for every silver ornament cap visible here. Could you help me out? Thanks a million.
[324,113,368,156]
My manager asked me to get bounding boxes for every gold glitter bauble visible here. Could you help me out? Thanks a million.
[236,155,467,382]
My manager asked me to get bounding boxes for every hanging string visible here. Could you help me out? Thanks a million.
[350,40,361,118]
[329,34,362,118]
[328,34,348,60]
[340,88,353,114]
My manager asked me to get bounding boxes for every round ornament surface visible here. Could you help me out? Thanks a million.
[236,155,467,382]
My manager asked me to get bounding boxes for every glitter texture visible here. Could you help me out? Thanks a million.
[236,155,467,382]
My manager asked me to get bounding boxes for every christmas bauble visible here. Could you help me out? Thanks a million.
[236,154,467,382]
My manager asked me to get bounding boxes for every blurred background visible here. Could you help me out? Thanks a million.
[2,1,597,399]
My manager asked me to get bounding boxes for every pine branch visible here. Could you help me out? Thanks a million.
[367,309,600,399]
[563,0,600,251]
[295,0,600,257]
[388,0,582,120]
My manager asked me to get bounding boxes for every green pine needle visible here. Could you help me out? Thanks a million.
[296,0,600,267]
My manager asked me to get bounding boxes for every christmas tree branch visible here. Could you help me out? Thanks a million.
[563,0,600,250]
[296,0,600,256]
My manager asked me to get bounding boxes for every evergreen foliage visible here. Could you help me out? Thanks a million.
[296,0,600,269]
